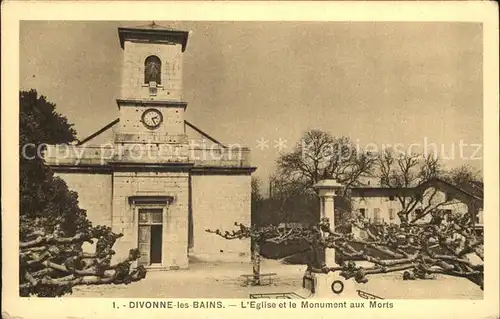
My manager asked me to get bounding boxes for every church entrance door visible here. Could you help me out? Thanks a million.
[138,208,164,266]
[150,225,163,263]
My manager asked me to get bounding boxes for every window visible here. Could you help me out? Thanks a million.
[389,196,395,201]
[144,55,162,85]
[389,208,395,220]
[139,209,163,224]
[374,208,381,224]
[359,208,366,217]
[477,209,483,224]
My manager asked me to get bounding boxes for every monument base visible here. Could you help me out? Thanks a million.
[300,271,358,299]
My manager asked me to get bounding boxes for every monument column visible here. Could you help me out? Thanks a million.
[314,179,343,265]
[298,179,357,299]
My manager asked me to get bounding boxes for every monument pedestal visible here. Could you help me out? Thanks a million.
[302,271,358,299]
[314,179,343,266]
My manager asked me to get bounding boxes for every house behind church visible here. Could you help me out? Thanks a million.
[349,178,483,232]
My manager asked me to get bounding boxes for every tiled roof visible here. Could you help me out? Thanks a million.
[350,177,483,201]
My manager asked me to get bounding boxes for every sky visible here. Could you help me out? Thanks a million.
[20,21,483,188]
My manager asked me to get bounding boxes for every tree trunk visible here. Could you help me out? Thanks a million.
[251,240,261,285]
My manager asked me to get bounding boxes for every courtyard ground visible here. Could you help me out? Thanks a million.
[70,259,483,299]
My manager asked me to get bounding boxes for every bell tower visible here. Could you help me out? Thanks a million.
[115,22,190,146]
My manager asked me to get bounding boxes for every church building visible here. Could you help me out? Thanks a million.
[45,23,256,270]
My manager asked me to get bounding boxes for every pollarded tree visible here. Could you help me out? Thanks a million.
[19,223,147,297]
[207,213,483,290]
[19,89,146,297]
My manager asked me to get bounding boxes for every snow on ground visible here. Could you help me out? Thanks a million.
[70,259,483,299]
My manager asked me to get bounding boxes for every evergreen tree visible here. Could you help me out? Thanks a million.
[19,90,145,297]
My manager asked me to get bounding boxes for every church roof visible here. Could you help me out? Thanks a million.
[77,118,119,146]
[118,21,190,51]
[76,118,227,148]
[350,177,483,204]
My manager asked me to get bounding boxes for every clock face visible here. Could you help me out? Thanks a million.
[141,109,163,129]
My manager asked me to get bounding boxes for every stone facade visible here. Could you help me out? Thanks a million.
[190,174,251,261]
[111,170,190,268]
[54,172,113,227]
[121,42,183,101]
[46,23,256,270]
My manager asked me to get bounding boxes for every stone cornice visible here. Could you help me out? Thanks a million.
[49,164,112,174]
[190,166,257,175]
[109,162,194,172]
[49,164,257,175]
[128,195,174,205]
[118,27,189,52]
[116,99,188,110]
[49,162,194,173]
